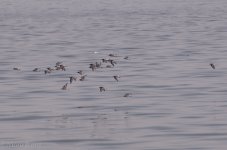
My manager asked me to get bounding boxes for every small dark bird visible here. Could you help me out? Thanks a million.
[113,75,120,82]
[110,59,117,66]
[89,64,96,71]
[13,67,20,71]
[210,63,215,69]
[95,62,102,68]
[61,83,68,90]
[56,64,66,71]
[99,87,106,92]
[124,56,129,60]
[59,65,66,71]
[69,76,77,84]
[107,59,117,66]
[123,93,132,97]
[101,59,108,63]
[47,67,54,71]
[33,68,39,72]
[44,70,51,74]
[77,70,83,75]
[80,75,87,81]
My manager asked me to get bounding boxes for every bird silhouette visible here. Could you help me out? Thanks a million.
[210,63,215,69]
[77,70,83,75]
[69,76,77,84]
[61,83,68,90]
[99,87,106,92]
[113,75,120,82]
[123,93,132,97]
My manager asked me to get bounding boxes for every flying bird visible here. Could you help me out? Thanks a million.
[123,93,132,97]
[69,76,77,84]
[108,59,117,66]
[59,65,66,71]
[210,63,215,69]
[44,70,51,74]
[13,67,20,71]
[124,56,129,60]
[61,83,68,90]
[33,68,40,72]
[101,59,108,63]
[89,64,96,71]
[95,62,102,68]
[113,75,120,82]
[99,87,106,92]
[47,67,54,71]
[77,70,83,75]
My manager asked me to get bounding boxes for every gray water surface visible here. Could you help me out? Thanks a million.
[1,0,227,150]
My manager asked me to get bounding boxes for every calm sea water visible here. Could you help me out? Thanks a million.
[1,0,227,149]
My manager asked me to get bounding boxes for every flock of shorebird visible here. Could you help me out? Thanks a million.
[13,53,132,97]
[13,57,216,98]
